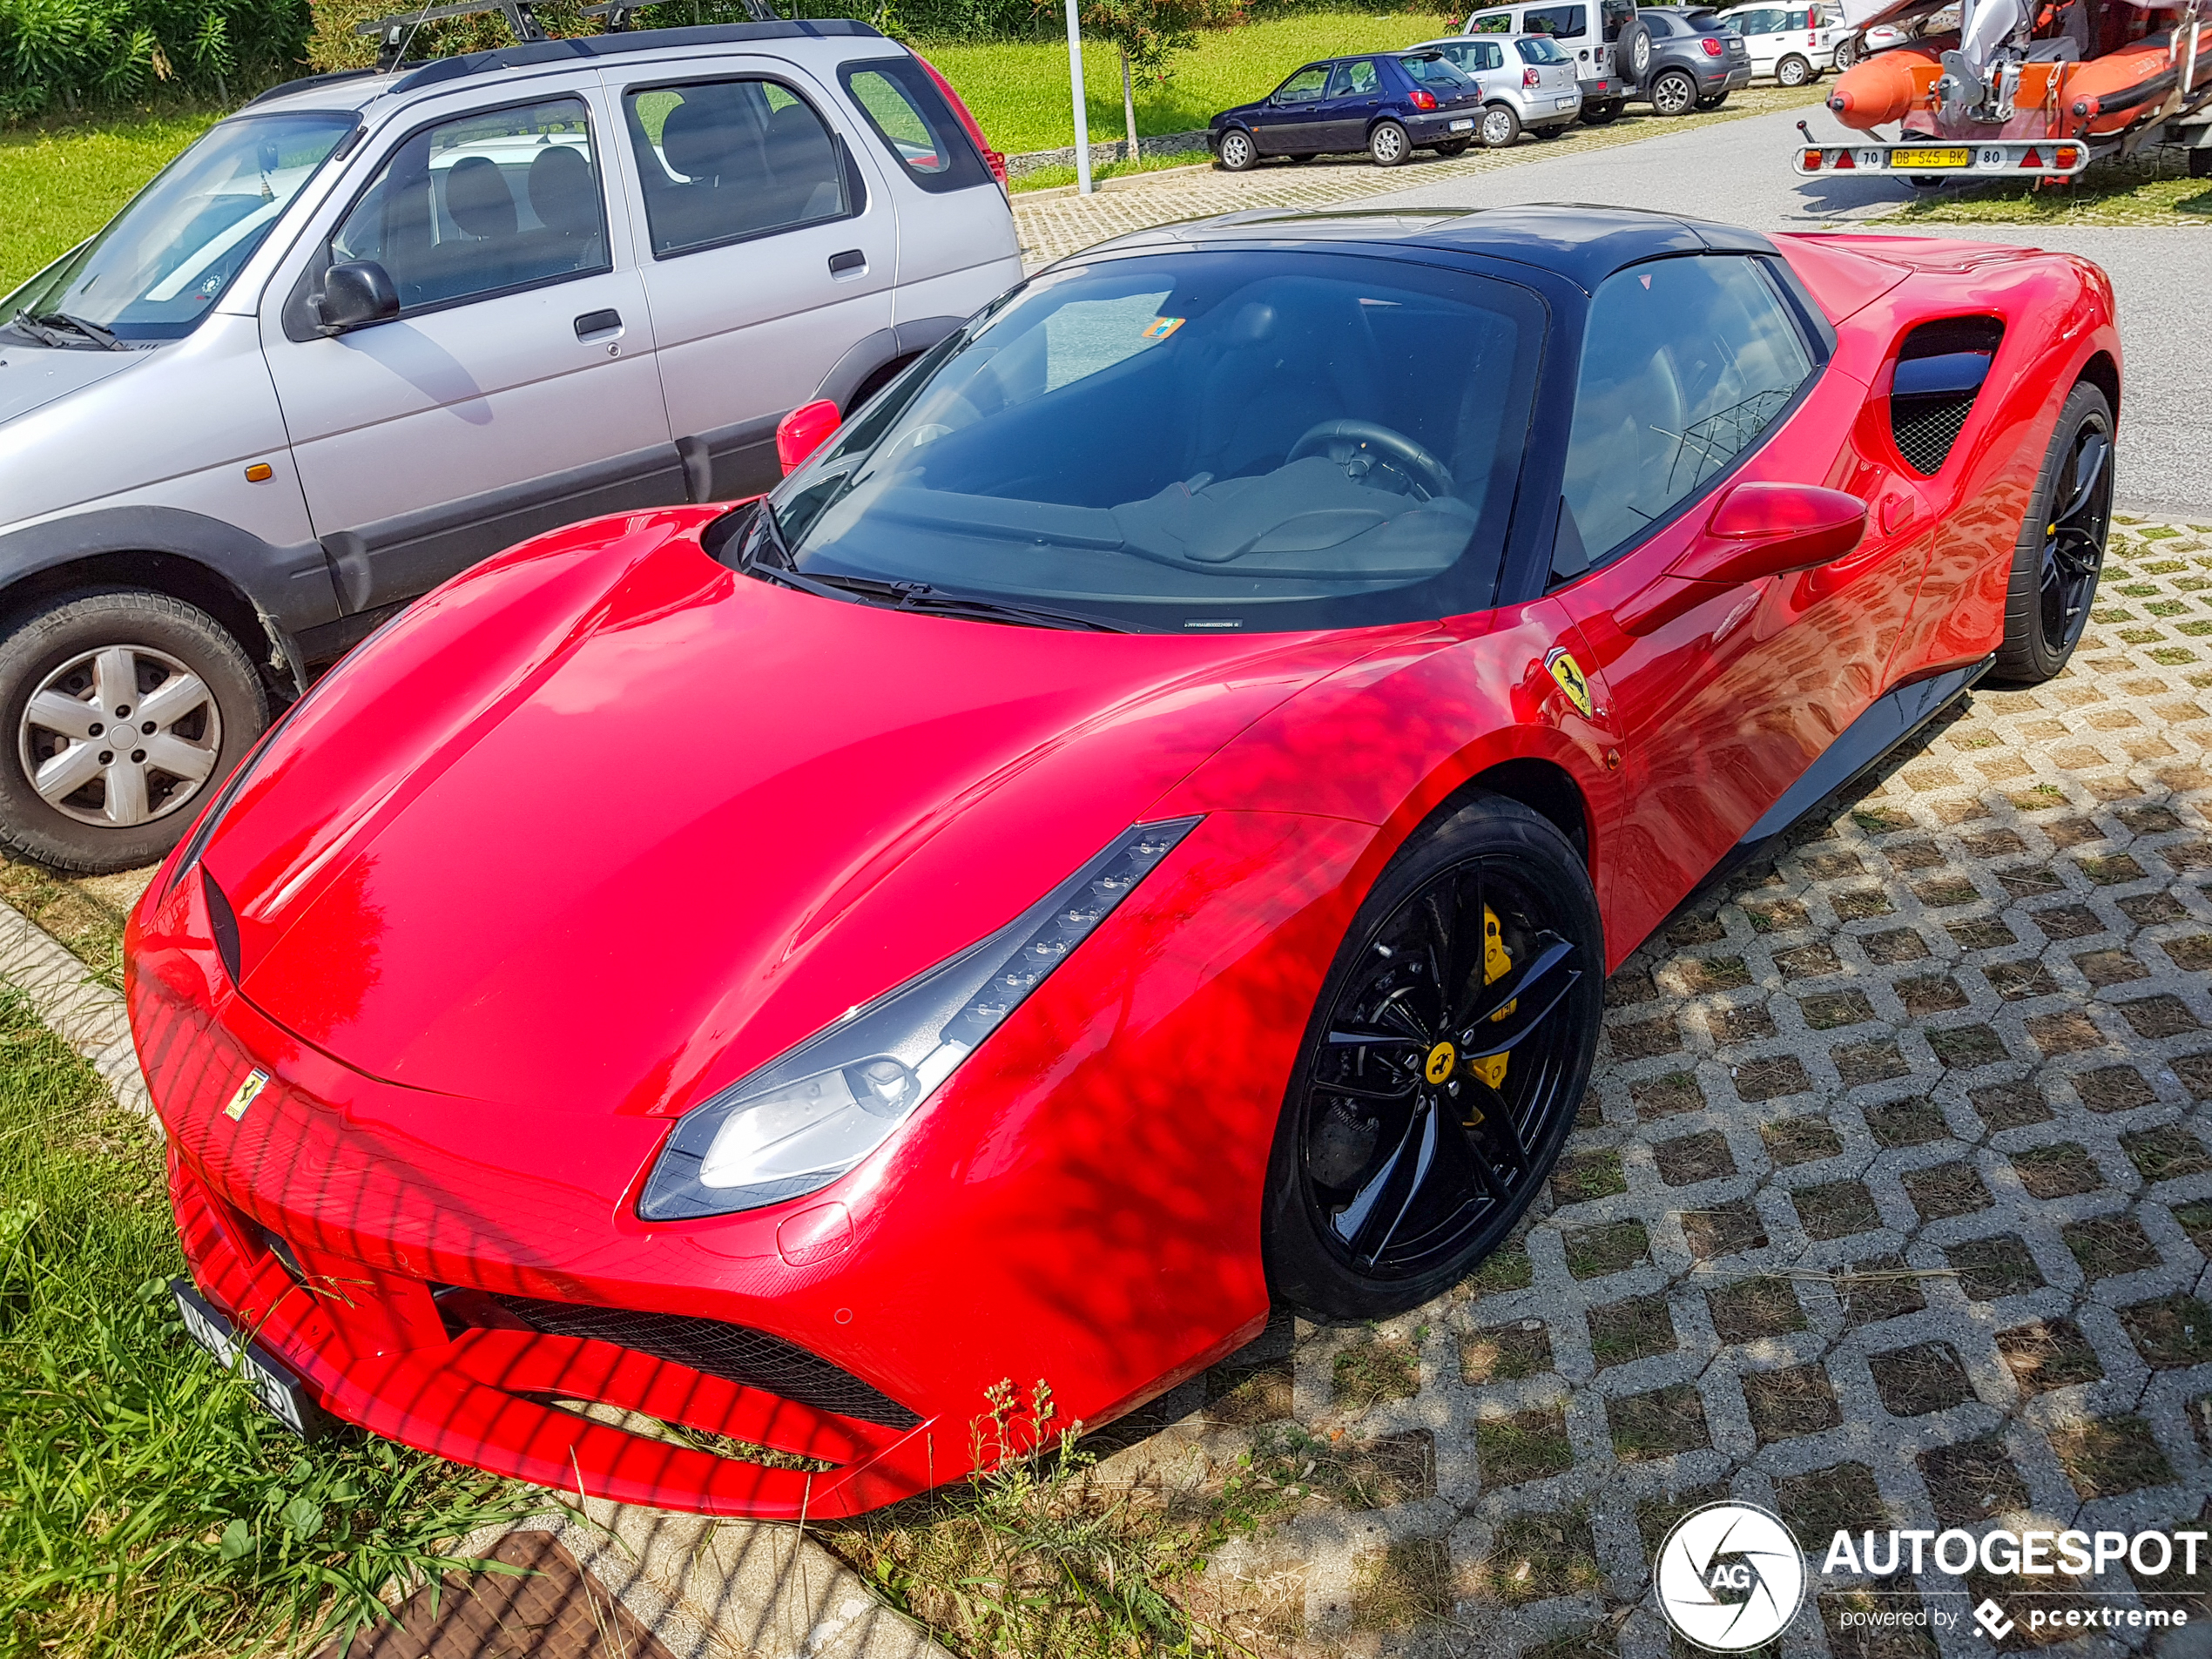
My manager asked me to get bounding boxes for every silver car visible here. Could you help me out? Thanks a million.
[0,18,1020,872]
[1410,33,1585,145]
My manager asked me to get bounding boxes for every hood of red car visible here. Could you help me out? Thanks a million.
[199,512,1394,1116]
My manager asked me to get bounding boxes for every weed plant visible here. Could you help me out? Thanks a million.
[0,989,530,1656]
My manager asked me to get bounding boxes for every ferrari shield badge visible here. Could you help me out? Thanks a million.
[224,1069,269,1122]
[1544,646,1595,719]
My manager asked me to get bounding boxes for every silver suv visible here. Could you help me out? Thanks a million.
[0,17,1019,872]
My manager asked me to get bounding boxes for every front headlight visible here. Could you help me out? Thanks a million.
[637,818,1200,1222]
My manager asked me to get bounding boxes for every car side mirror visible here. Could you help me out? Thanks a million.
[315,260,399,335]
[1615,482,1866,635]
[777,398,841,475]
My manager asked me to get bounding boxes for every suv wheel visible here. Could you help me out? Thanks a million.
[1216,127,1257,171]
[1367,119,1410,165]
[1776,52,1811,85]
[1620,20,1655,79]
[0,590,268,874]
[1478,102,1521,147]
[1650,69,1697,114]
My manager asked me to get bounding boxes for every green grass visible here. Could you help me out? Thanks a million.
[1,109,220,295]
[0,988,532,1656]
[1892,145,2212,227]
[919,10,1457,155]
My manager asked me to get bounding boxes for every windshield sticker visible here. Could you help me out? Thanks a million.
[1142,316,1185,340]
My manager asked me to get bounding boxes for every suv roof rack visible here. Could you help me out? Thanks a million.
[383,17,882,90]
[357,0,819,72]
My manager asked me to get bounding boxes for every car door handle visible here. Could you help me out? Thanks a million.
[574,308,622,341]
[828,250,867,278]
[1880,491,1918,535]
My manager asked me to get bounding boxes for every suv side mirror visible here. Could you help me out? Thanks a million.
[315,260,400,335]
[777,399,841,475]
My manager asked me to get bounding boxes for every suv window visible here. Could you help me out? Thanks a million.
[1601,0,1634,37]
[1522,4,1587,35]
[839,57,989,193]
[1469,10,1517,30]
[1276,64,1331,101]
[1561,256,1817,565]
[1641,10,1678,32]
[1329,57,1382,94]
[624,78,849,259]
[331,98,608,314]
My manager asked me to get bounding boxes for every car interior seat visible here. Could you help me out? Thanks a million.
[522,144,604,273]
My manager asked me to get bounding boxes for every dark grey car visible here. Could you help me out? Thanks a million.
[1615,5,1754,113]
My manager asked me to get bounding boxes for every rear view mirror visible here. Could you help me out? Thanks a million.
[777,399,842,475]
[315,260,399,334]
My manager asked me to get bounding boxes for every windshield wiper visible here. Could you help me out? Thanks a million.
[6,312,73,348]
[880,584,1130,634]
[43,312,125,351]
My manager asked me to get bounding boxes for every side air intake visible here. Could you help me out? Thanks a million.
[489,1294,921,1430]
[1889,316,2005,476]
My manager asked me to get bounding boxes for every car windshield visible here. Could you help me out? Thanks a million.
[1401,52,1474,86]
[763,250,1545,634]
[1518,36,1572,60]
[1,111,354,346]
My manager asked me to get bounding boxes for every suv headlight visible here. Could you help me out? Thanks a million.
[637,819,1199,1222]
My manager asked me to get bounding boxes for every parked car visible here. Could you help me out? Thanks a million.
[1612,4,1755,113]
[1460,0,1635,122]
[1713,3,1841,84]
[136,202,2122,1517]
[1831,3,1959,67]
[1409,34,1585,145]
[0,17,1019,873]
[1210,51,1488,169]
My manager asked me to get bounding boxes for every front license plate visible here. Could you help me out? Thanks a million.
[1892,146,1972,167]
[1450,118,1474,130]
[172,1278,326,1439]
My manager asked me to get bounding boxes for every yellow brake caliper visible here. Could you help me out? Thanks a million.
[1466,906,1515,1106]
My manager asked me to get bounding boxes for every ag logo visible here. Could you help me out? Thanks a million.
[1544,646,1595,719]
[1655,1501,1805,1651]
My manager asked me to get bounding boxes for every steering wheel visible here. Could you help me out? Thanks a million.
[1286,419,1455,502]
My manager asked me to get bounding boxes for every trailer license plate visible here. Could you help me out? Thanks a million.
[1892,146,1972,167]
[172,1278,325,1439]
[1450,118,1474,130]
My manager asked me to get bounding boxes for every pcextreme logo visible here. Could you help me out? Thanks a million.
[1656,1502,1806,1651]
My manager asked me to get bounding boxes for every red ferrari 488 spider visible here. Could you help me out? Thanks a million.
[129,206,2119,1518]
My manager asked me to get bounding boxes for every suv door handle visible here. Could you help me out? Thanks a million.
[574,308,622,341]
[828,250,867,277]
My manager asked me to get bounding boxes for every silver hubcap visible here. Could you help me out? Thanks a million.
[1780,57,1806,83]
[1657,77,1690,111]
[1374,127,1402,159]
[19,644,221,828]
[1483,110,1512,143]
[1224,133,1251,165]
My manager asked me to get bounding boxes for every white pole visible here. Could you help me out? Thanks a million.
[1064,0,1094,194]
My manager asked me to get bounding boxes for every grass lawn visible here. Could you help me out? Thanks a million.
[0,988,530,1656]
[920,10,1458,155]
[1,110,220,296]
[1895,145,2212,227]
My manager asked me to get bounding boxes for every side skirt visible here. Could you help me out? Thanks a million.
[1683,655,1994,910]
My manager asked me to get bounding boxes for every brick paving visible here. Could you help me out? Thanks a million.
[1101,516,2212,1656]
[1009,84,1824,266]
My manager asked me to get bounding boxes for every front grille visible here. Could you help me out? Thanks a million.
[490,1294,921,1430]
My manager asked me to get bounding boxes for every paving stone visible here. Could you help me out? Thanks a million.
[1741,1362,1843,1444]
[1918,1436,2032,1525]
[1868,1342,1978,1416]
[1997,1318,2105,1394]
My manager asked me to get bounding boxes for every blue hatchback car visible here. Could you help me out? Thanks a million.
[1209,51,1487,171]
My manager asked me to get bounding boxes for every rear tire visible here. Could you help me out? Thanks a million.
[1696,91,1730,108]
[1216,127,1257,171]
[1478,102,1521,147]
[0,590,268,874]
[1832,36,1859,68]
[1651,69,1697,114]
[1776,53,1811,85]
[1433,138,1472,156]
[1580,97,1625,124]
[1368,119,1410,165]
[1263,793,1603,1319]
[1991,382,2115,685]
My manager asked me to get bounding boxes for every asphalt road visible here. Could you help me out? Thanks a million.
[1364,103,2212,524]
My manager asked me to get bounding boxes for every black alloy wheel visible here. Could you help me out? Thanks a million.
[1993,381,2114,683]
[1264,794,1603,1318]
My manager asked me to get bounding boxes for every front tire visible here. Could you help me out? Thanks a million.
[0,590,268,873]
[1263,793,1603,1319]
[1991,382,2115,684]
[1367,119,1410,165]
[1478,102,1521,147]
[1651,69,1697,115]
[1216,127,1257,172]
[1776,53,1811,85]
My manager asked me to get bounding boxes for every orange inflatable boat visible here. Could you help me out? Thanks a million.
[1826,2,2212,137]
